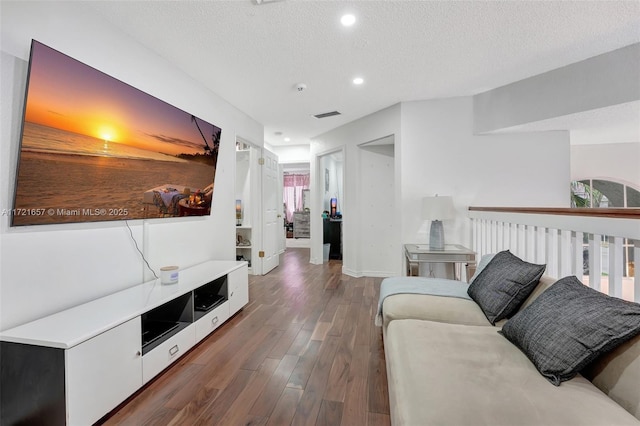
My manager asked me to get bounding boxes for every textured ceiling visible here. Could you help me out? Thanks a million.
[88,0,640,146]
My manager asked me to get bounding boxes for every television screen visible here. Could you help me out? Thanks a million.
[11,40,221,226]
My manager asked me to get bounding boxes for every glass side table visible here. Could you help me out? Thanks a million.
[404,244,476,281]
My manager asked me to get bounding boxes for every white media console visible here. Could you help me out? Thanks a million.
[0,260,248,425]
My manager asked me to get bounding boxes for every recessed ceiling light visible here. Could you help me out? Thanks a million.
[341,14,356,27]
[353,77,364,85]
[284,137,291,142]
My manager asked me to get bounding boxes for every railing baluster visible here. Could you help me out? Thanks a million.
[482,219,489,256]
[536,226,546,265]
[547,228,559,278]
[491,220,498,253]
[503,221,510,252]
[510,223,518,256]
[589,234,602,292]
[483,220,490,255]
[496,221,503,253]
[560,230,572,277]
[517,224,526,259]
[573,231,584,278]
[608,236,623,298]
[634,239,639,303]
[474,219,480,256]
[526,225,536,263]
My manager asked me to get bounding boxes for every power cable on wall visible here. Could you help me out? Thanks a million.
[125,220,158,280]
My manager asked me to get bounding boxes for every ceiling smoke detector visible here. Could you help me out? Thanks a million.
[295,83,307,92]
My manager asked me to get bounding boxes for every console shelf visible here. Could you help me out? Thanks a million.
[0,260,248,426]
[141,292,193,355]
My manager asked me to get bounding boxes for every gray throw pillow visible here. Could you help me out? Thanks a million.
[500,276,640,386]
[467,250,545,325]
[469,253,496,284]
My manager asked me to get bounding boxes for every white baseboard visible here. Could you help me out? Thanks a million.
[341,267,396,278]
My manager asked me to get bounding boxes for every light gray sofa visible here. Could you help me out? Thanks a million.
[382,275,640,425]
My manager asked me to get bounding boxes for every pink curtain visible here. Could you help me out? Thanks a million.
[283,173,309,222]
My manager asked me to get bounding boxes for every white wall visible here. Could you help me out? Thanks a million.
[0,2,263,330]
[311,104,402,276]
[357,143,395,276]
[271,144,310,165]
[400,97,570,257]
[311,98,569,277]
[571,142,640,188]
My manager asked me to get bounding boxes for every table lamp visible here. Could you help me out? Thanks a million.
[422,195,454,250]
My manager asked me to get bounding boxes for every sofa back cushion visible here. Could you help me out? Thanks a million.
[583,332,640,421]
[518,275,556,311]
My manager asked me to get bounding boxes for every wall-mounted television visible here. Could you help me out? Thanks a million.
[11,40,221,226]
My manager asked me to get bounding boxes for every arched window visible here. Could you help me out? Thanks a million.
[571,179,640,208]
[570,179,638,279]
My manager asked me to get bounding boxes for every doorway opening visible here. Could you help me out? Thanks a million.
[318,150,344,263]
[282,163,310,249]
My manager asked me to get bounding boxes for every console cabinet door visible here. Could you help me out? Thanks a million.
[66,317,142,426]
[228,264,249,315]
[142,325,195,384]
[195,301,230,342]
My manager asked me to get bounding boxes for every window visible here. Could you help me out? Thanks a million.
[571,179,638,279]
[283,173,309,223]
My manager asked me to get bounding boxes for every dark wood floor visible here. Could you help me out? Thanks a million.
[101,248,390,426]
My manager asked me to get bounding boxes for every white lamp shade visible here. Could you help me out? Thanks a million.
[422,196,455,220]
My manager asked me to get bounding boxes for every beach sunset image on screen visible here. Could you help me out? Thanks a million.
[12,40,221,226]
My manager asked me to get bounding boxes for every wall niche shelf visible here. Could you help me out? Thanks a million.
[0,260,248,426]
[236,140,255,274]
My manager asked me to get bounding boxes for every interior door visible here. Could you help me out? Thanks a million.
[261,149,280,274]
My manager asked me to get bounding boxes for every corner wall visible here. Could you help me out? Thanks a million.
[400,97,570,256]
[311,97,569,278]
[311,104,402,276]
[571,142,640,187]
[0,2,263,330]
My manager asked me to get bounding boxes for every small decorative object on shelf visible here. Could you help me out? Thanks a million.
[236,199,242,226]
[160,265,179,285]
[236,234,251,246]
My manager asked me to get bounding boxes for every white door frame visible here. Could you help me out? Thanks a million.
[312,146,346,266]
[235,136,261,274]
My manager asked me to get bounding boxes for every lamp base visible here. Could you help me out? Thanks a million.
[429,220,445,250]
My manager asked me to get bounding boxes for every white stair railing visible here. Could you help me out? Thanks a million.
[469,208,640,303]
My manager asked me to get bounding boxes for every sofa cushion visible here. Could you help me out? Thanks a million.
[583,332,640,420]
[382,293,492,331]
[467,250,546,325]
[385,319,640,426]
[517,274,556,311]
[501,275,640,386]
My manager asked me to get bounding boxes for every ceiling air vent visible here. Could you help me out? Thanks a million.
[314,111,341,119]
[253,0,285,4]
